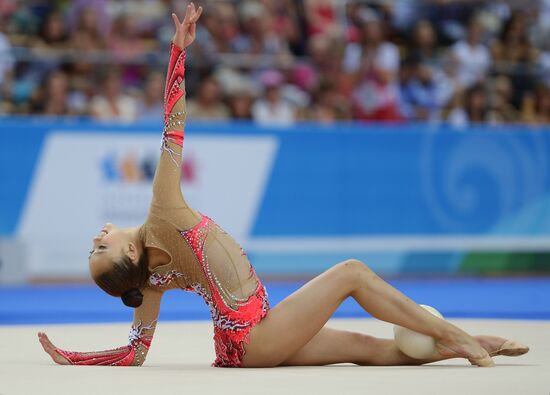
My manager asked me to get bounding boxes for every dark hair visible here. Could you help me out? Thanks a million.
[94,253,149,308]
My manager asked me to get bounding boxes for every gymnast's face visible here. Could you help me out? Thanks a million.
[88,223,133,277]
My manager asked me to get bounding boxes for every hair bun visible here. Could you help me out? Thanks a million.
[121,288,143,308]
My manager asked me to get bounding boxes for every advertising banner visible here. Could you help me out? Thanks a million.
[1,120,550,278]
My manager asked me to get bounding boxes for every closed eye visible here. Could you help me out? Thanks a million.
[89,245,107,257]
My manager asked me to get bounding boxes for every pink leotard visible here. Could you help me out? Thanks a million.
[56,42,269,368]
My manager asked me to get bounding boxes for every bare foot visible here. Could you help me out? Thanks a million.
[37,332,70,365]
[436,329,495,367]
[474,335,529,357]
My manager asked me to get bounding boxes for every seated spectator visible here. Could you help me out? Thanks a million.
[267,0,305,56]
[28,70,74,116]
[307,84,352,124]
[487,75,517,124]
[68,3,109,43]
[69,6,105,52]
[231,1,290,59]
[136,71,163,121]
[186,76,230,121]
[34,11,68,50]
[491,11,538,109]
[306,34,342,91]
[90,70,138,122]
[304,0,339,38]
[408,20,439,66]
[108,15,146,63]
[0,27,14,89]
[228,91,254,120]
[520,85,550,124]
[447,83,490,126]
[343,8,401,121]
[399,57,453,121]
[252,70,295,126]
[191,3,238,66]
[451,16,491,89]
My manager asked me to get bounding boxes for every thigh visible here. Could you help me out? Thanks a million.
[242,264,354,367]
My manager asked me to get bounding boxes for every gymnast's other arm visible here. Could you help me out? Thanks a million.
[38,287,162,366]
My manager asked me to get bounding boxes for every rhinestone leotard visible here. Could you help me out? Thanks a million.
[139,41,269,367]
[56,42,268,368]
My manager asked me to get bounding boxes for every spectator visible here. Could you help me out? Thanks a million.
[136,71,164,121]
[408,20,439,66]
[67,2,110,41]
[28,71,73,116]
[487,75,517,123]
[0,23,15,113]
[308,84,352,124]
[0,26,14,86]
[491,11,538,109]
[306,34,341,90]
[343,8,401,121]
[521,85,550,124]
[447,83,489,126]
[304,0,339,38]
[90,70,138,122]
[69,7,105,52]
[228,90,254,120]
[451,16,491,90]
[34,11,68,49]
[108,15,146,63]
[231,1,290,58]
[186,76,230,121]
[267,0,306,56]
[252,70,295,126]
[399,57,453,121]
[191,3,238,66]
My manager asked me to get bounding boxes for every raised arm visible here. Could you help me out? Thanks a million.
[151,3,202,208]
[38,287,162,366]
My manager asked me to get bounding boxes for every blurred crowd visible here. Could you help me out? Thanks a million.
[0,0,550,126]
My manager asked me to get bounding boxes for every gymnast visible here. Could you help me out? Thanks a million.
[38,3,528,368]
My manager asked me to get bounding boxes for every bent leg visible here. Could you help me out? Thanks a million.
[243,260,492,368]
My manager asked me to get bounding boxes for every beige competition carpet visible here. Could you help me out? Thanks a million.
[0,318,547,395]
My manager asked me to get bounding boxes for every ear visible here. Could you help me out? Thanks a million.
[126,242,139,264]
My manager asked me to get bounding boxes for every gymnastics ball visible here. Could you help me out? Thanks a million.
[393,304,444,359]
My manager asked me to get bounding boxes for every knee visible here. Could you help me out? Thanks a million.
[335,259,372,275]
[333,259,373,286]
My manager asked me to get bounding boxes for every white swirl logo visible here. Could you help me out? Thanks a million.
[420,130,547,232]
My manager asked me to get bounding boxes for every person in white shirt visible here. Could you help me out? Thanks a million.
[451,17,491,89]
[90,71,138,122]
[252,70,295,126]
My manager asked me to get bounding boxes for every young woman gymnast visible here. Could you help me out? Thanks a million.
[38,3,528,369]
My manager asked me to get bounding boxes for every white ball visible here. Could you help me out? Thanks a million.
[393,304,444,359]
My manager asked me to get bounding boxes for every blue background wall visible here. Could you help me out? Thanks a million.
[2,118,550,275]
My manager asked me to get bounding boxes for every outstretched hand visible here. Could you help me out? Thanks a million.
[38,332,70,365]
[171,2,203,50]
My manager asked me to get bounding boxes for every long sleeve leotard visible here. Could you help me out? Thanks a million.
[56,44,269,368]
